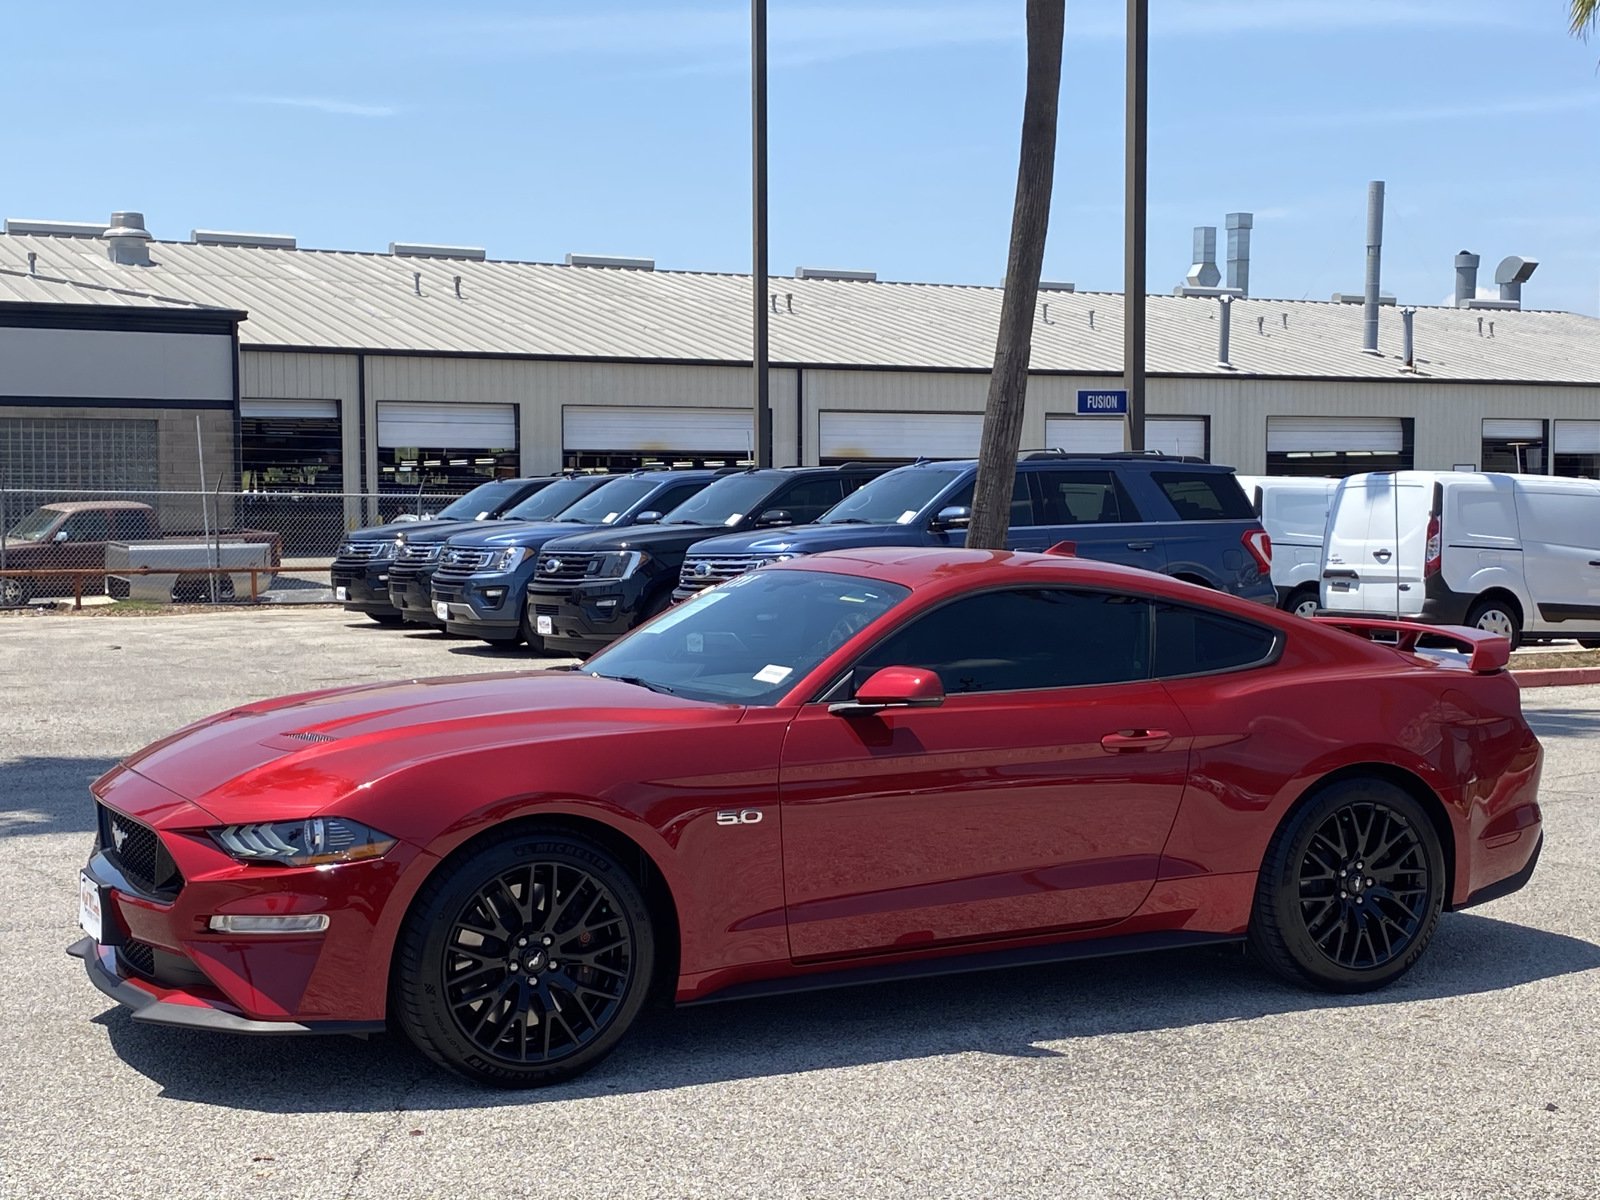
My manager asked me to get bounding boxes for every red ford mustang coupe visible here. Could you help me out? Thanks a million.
[71,549,1544,1086]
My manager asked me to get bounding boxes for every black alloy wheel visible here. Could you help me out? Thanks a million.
[1249,779,1445,992]
[395,831,654,1086]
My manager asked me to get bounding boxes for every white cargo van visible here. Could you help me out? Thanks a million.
[1237,476,1338,617]
[1319,470,1600,647]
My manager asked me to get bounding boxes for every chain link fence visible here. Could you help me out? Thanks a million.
[1,487,472,606]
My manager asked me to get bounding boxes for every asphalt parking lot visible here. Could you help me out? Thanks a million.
[1,608,1596,1200]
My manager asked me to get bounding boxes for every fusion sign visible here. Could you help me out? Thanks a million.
[1077,390,1129,415]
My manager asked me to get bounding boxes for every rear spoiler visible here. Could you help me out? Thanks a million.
[1312,617,1511,674]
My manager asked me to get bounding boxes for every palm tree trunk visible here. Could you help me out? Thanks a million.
[967,0,1065,550]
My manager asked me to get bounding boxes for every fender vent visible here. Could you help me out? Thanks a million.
[288,731,338,744]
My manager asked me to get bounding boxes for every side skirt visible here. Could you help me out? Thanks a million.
[680,930,1243,1008]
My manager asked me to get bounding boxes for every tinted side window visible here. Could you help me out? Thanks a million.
[648,482,706,514]
[62,512,111,541]
[1153,603,1278,677]
[1152,471,1254,521]
[853,588,1151,694]
[941,474,1035,525]
[1035,470,1139,525]
[770,477,845,523]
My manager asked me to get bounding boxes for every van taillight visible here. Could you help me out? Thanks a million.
[1243,527,1272,574]
[1424,513,1442,577]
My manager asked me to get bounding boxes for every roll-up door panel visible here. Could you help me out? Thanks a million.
[1267,416,1403,454]
[1483,418,1544,441]
[1044,417,1123,454]
[241,398,339,419]
[564,406,749,452]
[1553,420,1600,454]
[1150,417,1206,458]
[819,412,982,460]
[378,402,516,448]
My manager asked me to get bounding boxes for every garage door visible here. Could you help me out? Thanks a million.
[1045,416,1207,458]
[377,402,516,448]
[564,406,750,452]
[1267,416,1404,454]
[241,398,339,419]
[1484,418,1544,441]
[1554,420,1600,454]
[819,412,982,460]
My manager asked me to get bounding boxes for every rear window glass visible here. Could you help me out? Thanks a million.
[1153,471,1254,521]
[1154,604,1278,677]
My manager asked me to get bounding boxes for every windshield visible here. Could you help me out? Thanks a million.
[553,477,660,525]
[503,476,609,521]
[438,479,536,521]
[819,467,967,525]
[659,473,778,527]
[584,569,909,705]
[5,508,62,542]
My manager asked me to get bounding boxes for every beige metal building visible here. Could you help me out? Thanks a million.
[2,212,1597,499]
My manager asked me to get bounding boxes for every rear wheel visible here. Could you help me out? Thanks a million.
[1249,779,1445,993]
[1578,638,1600,650]
[1285,586,1320,620]
[393,831,654,1087]
[1465,595,1522,650]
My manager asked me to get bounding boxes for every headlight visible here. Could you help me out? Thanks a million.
[493,547,530,571]
[336,542,355,557]
[212,818,397,867]
[587,550,650,580]
[370,540,397,561]
[756,553,798,567]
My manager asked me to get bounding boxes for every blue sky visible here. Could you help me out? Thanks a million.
[6,1,1598,312]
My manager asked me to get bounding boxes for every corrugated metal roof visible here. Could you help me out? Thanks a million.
[0,264,225,310]
[0,233,1596,382]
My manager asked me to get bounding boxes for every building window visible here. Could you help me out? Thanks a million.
[0,417,159,491]
[1481,419,1546,475]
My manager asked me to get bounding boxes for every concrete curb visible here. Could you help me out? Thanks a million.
[1513,667,1600,688]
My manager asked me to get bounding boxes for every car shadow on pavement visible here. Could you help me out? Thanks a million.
[1524,707,1600,740]
[0,755,118,836]
[96,910,1600,1114]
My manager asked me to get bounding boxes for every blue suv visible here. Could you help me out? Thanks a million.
[676,453,1275,604]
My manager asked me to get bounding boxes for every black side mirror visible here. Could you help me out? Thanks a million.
[932,505,972,530]
[757,509,794,528]
[633,511,662,526]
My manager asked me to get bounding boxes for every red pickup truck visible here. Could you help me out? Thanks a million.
[1,501,281,604]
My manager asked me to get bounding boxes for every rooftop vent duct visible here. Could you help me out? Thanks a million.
[1495,255,1538,307]
[1332,292,1396,306]
[794,267,876,282]
[1454,251,1480,308]
[1185,226,1221,289]
[1225,212,1252,296]
[1038,280,1075,292]
[1361,181,1384,355]
[565,253,655,270]
[105,211,153,267]
[192,229,297,250]
[390,242,487,261]
[4,217,108,237]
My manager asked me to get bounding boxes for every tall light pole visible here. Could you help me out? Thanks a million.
[751,0,773,467]
[1123,0,1148,452]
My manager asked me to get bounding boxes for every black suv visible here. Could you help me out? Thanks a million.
[330,477,556,624]
[526,464,889,655]
[429,469,722,646]
[387,473,620,627]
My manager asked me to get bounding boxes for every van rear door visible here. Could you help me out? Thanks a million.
[1516,482,1600,633]
[1322,475,1432,615]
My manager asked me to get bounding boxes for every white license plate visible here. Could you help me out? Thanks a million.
[434,601,450,621]
[334,586,348,601]
[78,872,103,943]
[536,615,554,637]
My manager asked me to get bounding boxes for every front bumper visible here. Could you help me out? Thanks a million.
[432,570,524,640]
[525,576,656,654]
[329,561,397,616]
[388,567,443,626]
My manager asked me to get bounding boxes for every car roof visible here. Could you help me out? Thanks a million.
[42,500,153,513]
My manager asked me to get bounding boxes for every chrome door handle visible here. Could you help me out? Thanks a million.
[1100,729,1173,752]
[1126,541,1155,551]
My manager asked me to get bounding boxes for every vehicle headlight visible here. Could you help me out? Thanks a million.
[493,547,530,571]
[588,551,650,580]
[370,540,397,561]
[212,818,397,867]
[336,542,355,557]
[755,553,798,567]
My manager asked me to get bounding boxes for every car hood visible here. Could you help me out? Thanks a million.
[447,521,600,549]
[395,519,513,545]
[540,522,744,554]
[117,671,725,819]
[686,523,921,556]
[345,519,453,541]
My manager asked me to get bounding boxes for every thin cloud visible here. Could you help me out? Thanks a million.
[237,95,401,118]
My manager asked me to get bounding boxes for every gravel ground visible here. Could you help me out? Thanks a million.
[1,608,1596,1200]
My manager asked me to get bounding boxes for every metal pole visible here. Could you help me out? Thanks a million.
[751,0,773,468]
[196,415,217,603]
[1123,0,1149,452]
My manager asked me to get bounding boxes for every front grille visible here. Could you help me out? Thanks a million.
[336,541,387,562]
[395,543,442,566]
[98,804,183,898]
[440,546,494,571]
[533,603,560,617]
[535,552,597,584]
[118,940,156,978]
[680,554,767,590]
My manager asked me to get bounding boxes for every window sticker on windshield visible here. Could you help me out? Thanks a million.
[724,514,742,526]
[896,510,918,525]
[602,512,620,524]
[641,590,727,633]
[686,632,704,653]
[755,664,793,685]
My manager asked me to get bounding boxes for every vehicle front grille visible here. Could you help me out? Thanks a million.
[680,554,767,590]
[533,603,560,617]
[535,552,597,584]
[395,543,442,566]
[98,804,183,898]
[440,546,495,571]
[336,542,386,562]
[118,940,156,978]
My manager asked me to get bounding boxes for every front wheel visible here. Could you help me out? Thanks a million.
[1248,779,1445,993]
[393,830,655,1087]
[0,576,33,606]
[1284,586,1320,620]
[1465,595,1522,650]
